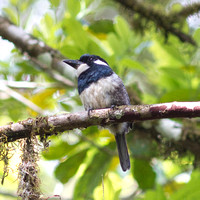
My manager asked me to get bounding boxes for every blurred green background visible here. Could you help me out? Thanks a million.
[0,0,200,199]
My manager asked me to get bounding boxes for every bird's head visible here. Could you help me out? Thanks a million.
[63,54,109,76]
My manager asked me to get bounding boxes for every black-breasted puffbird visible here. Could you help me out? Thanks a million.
[63,54,132,171]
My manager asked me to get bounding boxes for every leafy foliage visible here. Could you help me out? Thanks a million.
[136,170,200,200]
[133,159,156,190]
[73,148,113,199]
[0,0,200,199]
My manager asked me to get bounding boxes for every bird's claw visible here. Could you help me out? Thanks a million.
[111,105,117,110]
[88,108,93,118]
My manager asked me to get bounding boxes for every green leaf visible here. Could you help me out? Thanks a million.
[115,16,131,43]
[60,44,82,58]
[150,40,186,67]
[50,0,60,7]
[93,174,121,200]
[0,61,9,69]
[139,185,166,200]
[73,150,112,200]
[160,89,200,102]
[120,58,145,72]
[193,28,200,45]
[0,98,28,122]
[107,33,125,55]
[42,141,79,160]
[132,159,156,190]
[63,18,89,50]
[43,14,54,32]
[3,7,18,24]
[10,0,20,6]
[158,66,194,90]
[85,0,93,7]
[128,136,157,159]
[89,20,114,34]
[103,177,121,200]
[170,170,200,200]
[62,17,108,56]
[17,61,39,74]
[170,3,182,12]
[87,40,108,57]
[20,0,35,12]
[55,149,88,183]
[67,0,81,17]
[59,102,73,111]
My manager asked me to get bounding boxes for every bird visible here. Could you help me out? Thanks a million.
[63,54,132,171]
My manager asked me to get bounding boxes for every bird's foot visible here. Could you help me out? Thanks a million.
[111,105,117,110]
[88,108,93,118]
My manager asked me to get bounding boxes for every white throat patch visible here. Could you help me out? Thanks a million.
[94,59,108,66]
[77,63,90,76]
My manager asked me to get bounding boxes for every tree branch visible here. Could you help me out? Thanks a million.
[0,16,74,87]
[1,101,200,143]
[115,0,198,45]
[29,57,74,87]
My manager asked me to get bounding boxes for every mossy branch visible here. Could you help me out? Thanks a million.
[115,0,199,45]
[0,16,74,87]
[1,101,200,143]
[171,2,200,19]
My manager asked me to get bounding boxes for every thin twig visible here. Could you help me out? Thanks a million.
[0,190,17,198]
[0,80,62,89]
[30,57,74,87]
[0,84,44,115]
[102,175,104,200]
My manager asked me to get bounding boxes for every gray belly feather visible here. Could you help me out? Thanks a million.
[79,73,131,135]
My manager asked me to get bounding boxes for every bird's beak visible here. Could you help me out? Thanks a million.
[63,59,83,69]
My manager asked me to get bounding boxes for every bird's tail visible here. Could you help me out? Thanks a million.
[115,134,130,171]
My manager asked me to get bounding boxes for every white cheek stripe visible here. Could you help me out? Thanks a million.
[94,59,108,66]
[77,64,90,76]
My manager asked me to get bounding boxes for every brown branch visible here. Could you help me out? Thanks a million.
[115,0,197,45]
[1,101,200,143]
[0,16,74,87]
